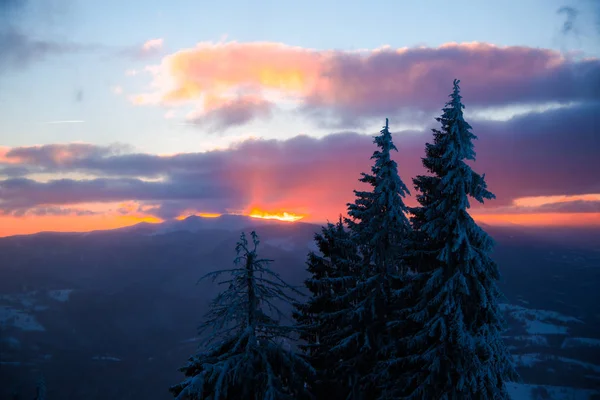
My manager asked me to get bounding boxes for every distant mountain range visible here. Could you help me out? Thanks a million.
[1,216,599,399]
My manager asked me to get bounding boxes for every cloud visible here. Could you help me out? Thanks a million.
[558,6,580,36]
[0,176,243,216]
[557,1,600,38]
[188,95,274,132]
[7,206,99,217]
[2,143,132,168]
[0,0,163,72]
[142,38,163,51]
[468,102,600,205]
[0,27,101,71]
[1,103,598,222]
[473,194,600,214]
[0,1,99,72]
[535,199,600,213]
[118,38,166,60]
[130,41,600,128]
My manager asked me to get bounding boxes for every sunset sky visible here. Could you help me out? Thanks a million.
[1,0,599,236]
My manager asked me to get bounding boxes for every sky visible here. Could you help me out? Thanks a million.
[0,0,599,236]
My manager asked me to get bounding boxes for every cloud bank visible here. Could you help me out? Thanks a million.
[131,41,600,129]
[1,101,598,225]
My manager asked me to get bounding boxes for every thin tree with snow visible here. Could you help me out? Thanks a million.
[170,231,314,400]
[398,79,518,399]
[293,217,360,400]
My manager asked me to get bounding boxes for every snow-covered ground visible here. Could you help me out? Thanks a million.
[510,335,549,347]
[2,290,599,398]
[91,356,121,362]
[0,290,74,331]
[0,306,45,331]
[561,337,600,349]
[507,383,599,399]
[48,289,73,302]
[500,303,584,335]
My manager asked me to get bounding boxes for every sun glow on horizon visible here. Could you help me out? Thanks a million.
[172,209,306,222]
[175,212,223,220]
[247,208,305,222]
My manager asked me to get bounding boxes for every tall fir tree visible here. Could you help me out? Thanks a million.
[400,79,518,399]
[170,231,314,400]
[292,217,360,400]
[346,118,412,269]
[320,118,412,398]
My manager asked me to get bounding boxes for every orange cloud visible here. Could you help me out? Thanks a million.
[513,194,600,208]
[165,42,322,99]
[0,146,25,164]
[0,201,162,237]
[0,213,161,237]
[473,213,600,227]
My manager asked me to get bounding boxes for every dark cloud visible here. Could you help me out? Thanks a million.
[470,102,600,206]
[3,143,132,168]
[189,96,275,132]
[472,199,600,215]
[558,6,580,36]
[0,176,243,216]
[0,0,78,72]
[7,206,99,217]
[536,200,600,213]
[0,165,35,177]
[0,1,158,72]
[1,103,598,219]
[0,27,92,70]
[556,1,600,38]
[305,47,600,125]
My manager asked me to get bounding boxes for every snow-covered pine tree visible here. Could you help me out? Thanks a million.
[292,216,360,400]
[170,231,314,400]
[401,79,518,399]
[346,118,412,269]
[327,118,412,398]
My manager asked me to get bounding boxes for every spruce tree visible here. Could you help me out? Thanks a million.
[346,118,412,269]
[324,118,412,398]
[170,231,314,400]
[401,79,518,399]
[293,217,360,400]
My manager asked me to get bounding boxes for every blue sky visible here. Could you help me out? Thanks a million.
[1,0,598,154]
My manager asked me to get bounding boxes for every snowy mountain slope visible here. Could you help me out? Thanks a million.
[1,218,599,399]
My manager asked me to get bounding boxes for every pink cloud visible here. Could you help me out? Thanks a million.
[142,38,164,52]
[131,41,600,127]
